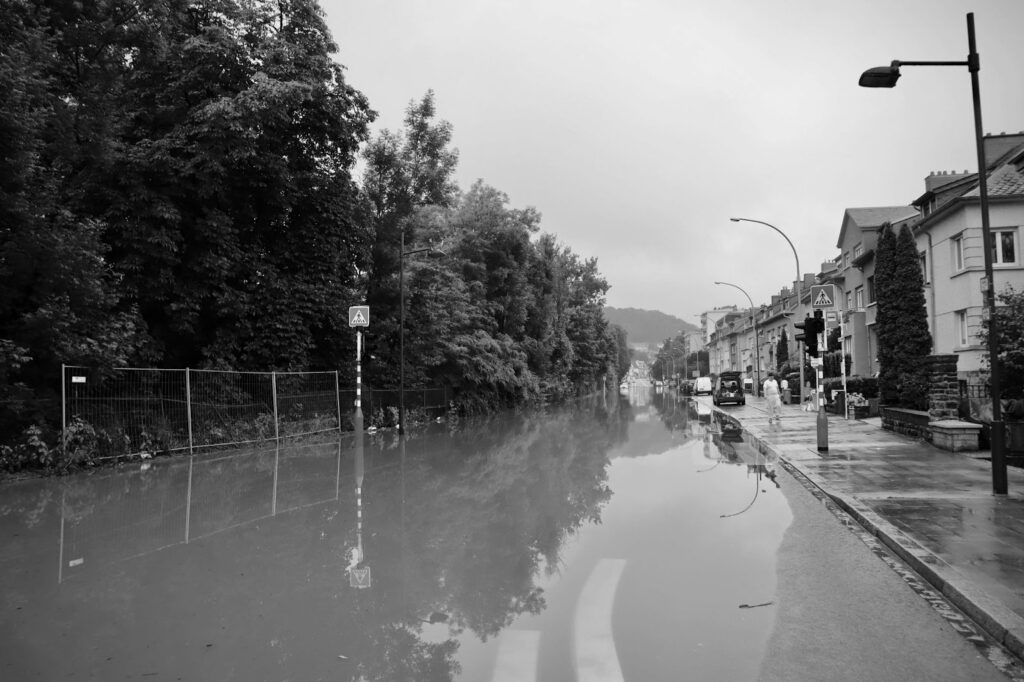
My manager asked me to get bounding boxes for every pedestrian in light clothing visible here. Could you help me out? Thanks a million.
[763,372,782,424]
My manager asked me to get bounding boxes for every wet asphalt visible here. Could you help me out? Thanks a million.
[706,394,1024,663]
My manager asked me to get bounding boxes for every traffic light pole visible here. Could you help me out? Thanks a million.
[815,312,828,451]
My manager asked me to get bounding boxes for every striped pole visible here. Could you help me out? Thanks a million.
[354,331,364,431]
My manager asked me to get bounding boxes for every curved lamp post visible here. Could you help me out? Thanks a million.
[859,12,1005,495]
[399,230,445,436]
[714,281,761,395]
[729,217,803,401]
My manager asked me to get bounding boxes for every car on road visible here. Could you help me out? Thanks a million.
[713,371,745,406]
[694,376,713,395]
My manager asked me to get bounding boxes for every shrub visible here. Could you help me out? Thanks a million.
[0,424,55,472]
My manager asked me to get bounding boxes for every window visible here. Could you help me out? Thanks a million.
[855,286,864,309]
[993,229,1018,265]
[854,244,863,260]
[846,291,853,311]
[919,252,929,284]
[955,310,968,346]
[867,276,875,303]
[843,251,850,269]
[952,234,965,272]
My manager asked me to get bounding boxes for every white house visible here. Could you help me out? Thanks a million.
[911,132,1024,386]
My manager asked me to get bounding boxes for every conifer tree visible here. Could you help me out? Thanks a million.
[875,223,932,407]
[776,329,789,372]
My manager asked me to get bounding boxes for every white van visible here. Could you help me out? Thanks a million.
[695,376,713,395]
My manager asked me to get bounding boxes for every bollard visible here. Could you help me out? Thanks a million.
[815,355,828,451]
[817,405,829,451]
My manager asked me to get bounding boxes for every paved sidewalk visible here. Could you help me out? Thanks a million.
[722,395,1024,661]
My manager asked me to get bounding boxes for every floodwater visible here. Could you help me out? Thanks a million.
[0,389,792,681]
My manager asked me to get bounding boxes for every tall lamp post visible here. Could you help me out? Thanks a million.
[859,11,1006,495]
[714,281,761,394]
[399,229,445,436]
[730,217,802,398]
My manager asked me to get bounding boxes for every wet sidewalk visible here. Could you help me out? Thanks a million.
[724,395,1024,660]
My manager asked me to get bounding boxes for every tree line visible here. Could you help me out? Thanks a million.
[0,0,630,455]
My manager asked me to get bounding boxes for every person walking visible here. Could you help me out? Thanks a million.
[763,372,782,424]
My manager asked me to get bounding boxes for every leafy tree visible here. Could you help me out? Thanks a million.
[361,91,459,387]
[981,285,1024,400]
[95,0,375,370]
[609,325,631,382]
[875,223,932,408]
[0,0,144,443]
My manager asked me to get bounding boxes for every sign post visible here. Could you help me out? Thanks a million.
[811,286,835,452]
[349,306,369,431]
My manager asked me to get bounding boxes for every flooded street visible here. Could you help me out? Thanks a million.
[1,391,792,681]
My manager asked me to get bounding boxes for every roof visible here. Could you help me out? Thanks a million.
[963,161,1024,198]
[917,142,1024,229]
[836,206,919,248]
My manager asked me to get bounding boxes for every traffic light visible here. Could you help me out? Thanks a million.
[794,316,810,348]
[806,312,823,357]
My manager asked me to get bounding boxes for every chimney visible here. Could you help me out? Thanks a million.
[983,131,1024,169]
[925,169,973,193]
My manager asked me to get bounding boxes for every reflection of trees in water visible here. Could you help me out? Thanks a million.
[364,402,618,650]
[0,402,620,681]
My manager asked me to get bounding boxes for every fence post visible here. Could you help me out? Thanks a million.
[185,368,194,455]
[272,371,280,441]
[335,370,342,431]
[61,364,67,453]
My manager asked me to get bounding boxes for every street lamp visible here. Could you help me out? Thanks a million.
[714,281,761,395]
[399,229,445,436]
[730,217,802,395]
[859,12,1006,495]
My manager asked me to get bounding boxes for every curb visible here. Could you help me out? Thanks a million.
[740,419,1024,662]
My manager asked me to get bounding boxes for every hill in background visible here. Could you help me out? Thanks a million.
[604,307,698,345]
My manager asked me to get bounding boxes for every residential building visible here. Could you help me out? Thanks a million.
[912,132,1024,385]
[828,206,919,378]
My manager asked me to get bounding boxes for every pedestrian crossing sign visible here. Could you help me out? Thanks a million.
[349,306,370,327]
[811,285,835,309]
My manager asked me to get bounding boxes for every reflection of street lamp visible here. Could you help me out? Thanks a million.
[715,281,761,395]
[399,229,445,436]
[730,217,802,397]
[859,12,1006,495]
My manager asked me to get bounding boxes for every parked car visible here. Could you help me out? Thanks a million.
[695,376,713,395]
[713,371,745,406]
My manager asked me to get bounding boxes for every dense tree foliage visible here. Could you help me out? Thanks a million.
[0,0,622,452]
[402,182,620,409]
[981,285,1024,400]
[875,223,932,408]
[651,333,692,382]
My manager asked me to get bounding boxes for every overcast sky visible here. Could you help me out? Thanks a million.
[323,0,1024,324]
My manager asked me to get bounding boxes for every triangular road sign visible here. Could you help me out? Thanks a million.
[811,284,835,308]
[350,566,371,588]
[349,305,370,327]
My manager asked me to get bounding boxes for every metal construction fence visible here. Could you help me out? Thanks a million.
[62,365,449,460]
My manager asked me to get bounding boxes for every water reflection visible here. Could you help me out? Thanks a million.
[0,397,622,680]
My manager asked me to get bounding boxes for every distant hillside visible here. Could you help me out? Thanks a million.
[604,307,698,345]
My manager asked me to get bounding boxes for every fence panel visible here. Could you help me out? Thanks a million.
[63,365,444,459]
[63,366,190,459]
[189,370,276,448]
[275,371,341,437]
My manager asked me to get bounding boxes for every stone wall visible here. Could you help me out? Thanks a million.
[882,407,932,439]
[927,354,960,421]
